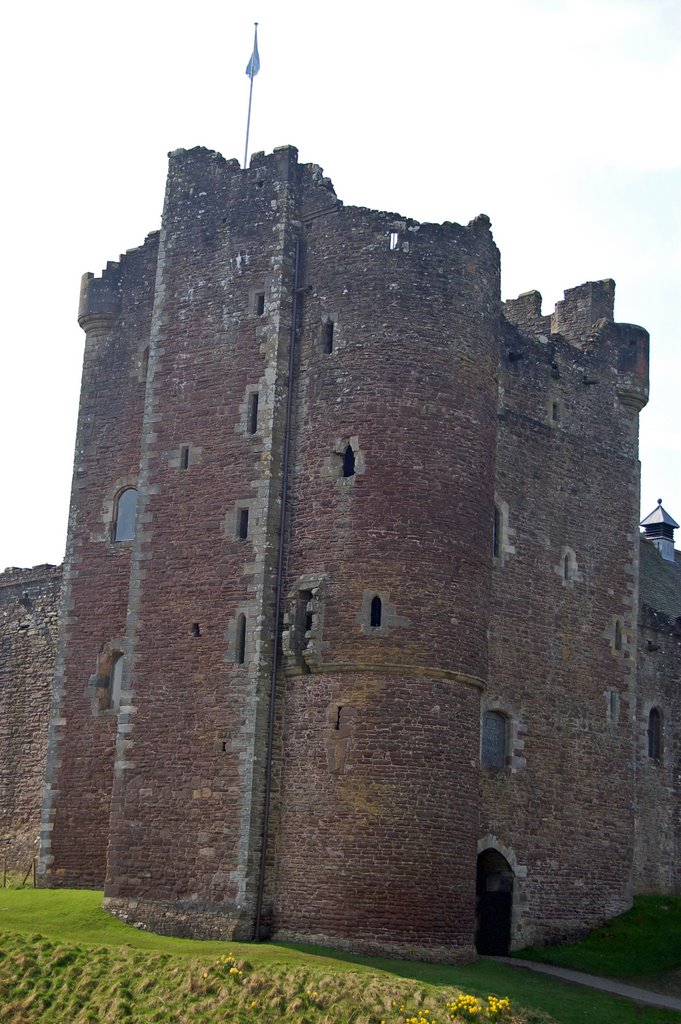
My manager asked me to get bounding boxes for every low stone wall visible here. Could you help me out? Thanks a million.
[0,564,61,871]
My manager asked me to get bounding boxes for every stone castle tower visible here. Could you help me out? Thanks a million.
[36,145,679,962]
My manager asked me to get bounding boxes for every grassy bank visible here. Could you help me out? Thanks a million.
[0,889,678,1024]
[518,895,681,981]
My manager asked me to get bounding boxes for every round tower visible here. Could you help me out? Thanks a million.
[270,204,500,961]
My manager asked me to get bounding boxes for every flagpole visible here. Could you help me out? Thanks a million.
[244,23,259,169]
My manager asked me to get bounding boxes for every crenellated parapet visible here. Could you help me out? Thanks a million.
[502,279,649,430]
[78,270,122,334]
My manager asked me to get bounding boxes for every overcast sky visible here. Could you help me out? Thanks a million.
[1,0,679,571]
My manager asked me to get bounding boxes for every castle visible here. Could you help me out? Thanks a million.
[1,145,679,962]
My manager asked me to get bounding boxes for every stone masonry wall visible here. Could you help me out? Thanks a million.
[0,565,61,870]
[486,285,649,948]
[103,147,315,938]
[40,234,158,888]
[635,543,681,893]
[37,144,669,960]
[270,197,500,959]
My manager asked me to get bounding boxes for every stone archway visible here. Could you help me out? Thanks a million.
[475,848,514,955]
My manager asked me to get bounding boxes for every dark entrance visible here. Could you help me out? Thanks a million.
[475,849,513,955]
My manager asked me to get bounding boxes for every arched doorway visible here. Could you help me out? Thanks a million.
[475,849,514,955]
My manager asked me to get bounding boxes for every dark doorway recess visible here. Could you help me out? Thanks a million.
[475,849,513,955]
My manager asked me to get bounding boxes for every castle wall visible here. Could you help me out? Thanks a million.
[0,565,61,871]
[102,147,319,938]
[273,671,481,961]
[35,143,673,961]
[635,545,681,893]
[270,202,500,959]
[40,235,158,887]
[486,285,649,947]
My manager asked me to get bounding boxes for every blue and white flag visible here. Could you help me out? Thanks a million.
[246,31,260,78]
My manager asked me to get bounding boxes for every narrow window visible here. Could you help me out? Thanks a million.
[114,487,137,542]
[481,711,507,768]
[237,508,249,540]
[109,653,124,711]
[342,444,355,478]
[247,392,259,434]
[552,401,559,422]
[180,446,190,470]
[142,346,150,381]
[370,595,382,628]
[614,619,623,652]
[647,708,662,759]
[192,623,201,638]
[564,554,570,580]
[493,505,501,559]
[389,231,399,251]
[255,292,265,316]
[323,320,335,354]
[295,590,313,649]
[236,614,246,665]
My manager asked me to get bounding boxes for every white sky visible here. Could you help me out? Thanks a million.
[1,0,679,570]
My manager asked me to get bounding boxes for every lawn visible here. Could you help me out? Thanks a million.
[517,895,681,982]
[0,889,679,1024]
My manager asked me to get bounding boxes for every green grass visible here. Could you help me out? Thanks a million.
[0,889,678,1024]
[517,895,681,981]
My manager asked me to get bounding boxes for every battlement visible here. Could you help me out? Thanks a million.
[504,280,617,346]
[503,280,648,404]
[78,231,160,335]
[552,280,615,342]
[0,564,62,588]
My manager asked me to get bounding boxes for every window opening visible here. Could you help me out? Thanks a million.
[552,401,559,422]
[114,487,137,542]
[323,320,335,354]
[614,619,623,652]
[493,506,501,559]
[247,392,259,434]
[110,653,124,711]
[295,590,314,649]
[370,595,382,628]
[481,711,507,768]
[335,706,343,730]
[237,508,250,540]
[609,690,618,719]
[389,231,399,251]
[255,292,265,316]
[647,707,662,759]
[192,623,201,638]
[342,444,355,478]
[236,614,246,665]
[180,446,190,470]
[142,346,150,381]
[564,554,570,580]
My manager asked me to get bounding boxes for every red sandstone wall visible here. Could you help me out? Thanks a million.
[635,558,681,893]
[0,565,61,871]
[40,236,157,887]
[103,148,309,936]
[485,288,649,947]
[40,144,665,960]
[269,203,500,959]
[273,671,480,961]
